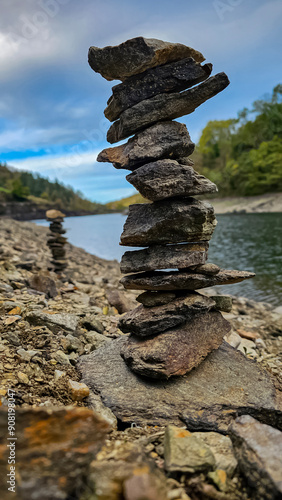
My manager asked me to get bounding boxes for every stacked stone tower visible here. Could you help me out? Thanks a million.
[46,210,68,275]
[90,37,254,379]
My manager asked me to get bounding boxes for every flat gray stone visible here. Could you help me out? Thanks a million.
[230,415,282,500]
[78,338,282,432]
[88,37,205,81]
[136,291,177,307]
[120,242,209,274]
[97,121,195,170]
[107,73,230,143]
[119,293,215,337]
[105,58,212,121]
[26,310,79,334]
[121,311,230,379]
[120,198,217,247]
[126,160,217,201]
[121,269,255,291]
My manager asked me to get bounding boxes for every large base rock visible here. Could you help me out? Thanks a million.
[121,311,230,379]
[78,338,282,432]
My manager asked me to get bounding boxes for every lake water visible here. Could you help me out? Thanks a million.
[34,212,282,306]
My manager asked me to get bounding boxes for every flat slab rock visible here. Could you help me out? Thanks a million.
[126,160,217,201]
[97,121,195,170]
[120,242,209,274]
[121,311,230,379]
[121,269,255,291]
[119,292,216,337]
[78,338,282,432]
[120,198,216,247]
[88,37,205,81]
[105,57,212,121]
[230,415,282,500]
[107,73,230,143]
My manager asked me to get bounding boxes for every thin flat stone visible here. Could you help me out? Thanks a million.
[230,415,282,500]
[107,73,230,143]
[136,291,178,307]
[119,293,216,337]
[97,121,195,170]
[105,58,212,121]
[120,242,209,274]
[78,338,282,431]
[88,37,205,81]
[120,269,255,291]
[120,199,217,247]
[126,160,217,201]
[121,311,230,379]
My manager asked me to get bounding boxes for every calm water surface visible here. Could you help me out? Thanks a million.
[34,213,282,306]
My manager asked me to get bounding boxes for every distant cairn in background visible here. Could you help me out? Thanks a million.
[46,210,68,275]
[91,37,255,379]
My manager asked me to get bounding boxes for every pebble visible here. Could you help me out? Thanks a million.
[17,372,29,384]
[53,350,71,365]
[68,380,90,401]
[17,348,39,362]
[54,370,66,382]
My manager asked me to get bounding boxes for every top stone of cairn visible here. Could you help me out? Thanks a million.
[88,37,205,81]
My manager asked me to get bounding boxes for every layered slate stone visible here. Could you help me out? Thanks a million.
[105,58,212,121]
[230,416,282,500]
[121,269,255,290]
[78,337,282,431]
[121,311,230,379]
[120,242,209,274]
[126,160,218,201]
[107,73,230,143]
[136,291,178,307]
[88,37,205,81]
[119,293,216,337]
[120,199,217,247]
[97,121,195,170]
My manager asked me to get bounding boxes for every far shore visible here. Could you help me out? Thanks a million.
[211,192,282,214]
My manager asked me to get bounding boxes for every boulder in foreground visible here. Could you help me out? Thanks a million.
[78,337,282,432]
[121,311,230,379]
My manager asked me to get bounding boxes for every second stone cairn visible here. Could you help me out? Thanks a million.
[91,37,255,379]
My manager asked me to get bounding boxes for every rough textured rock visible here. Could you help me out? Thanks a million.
[126,160,217,201]
[106,289,132,313]
[230,415,282,500]
[164,425,215,473]
[78,337,282,431]
[211,295,233,313]
[119,293,216,336]
[0,406,109,500]
[107,73,230,143]
[121,269,255,291]
[193,431,238,477]
[105,58,212,120]
[121,242,209,274]
[88,37,205,81]
[26,310,79,333]
[120,311,230,379]
[136,291,177,307]
[28,273,57,298]
[120,199,217,247]
[97,121,195,170]
[191,262,220,275]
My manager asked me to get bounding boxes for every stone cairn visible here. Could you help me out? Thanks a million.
[90,37,255,379]
[46,209,68,275]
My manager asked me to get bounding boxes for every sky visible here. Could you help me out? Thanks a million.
[0,0,281,203]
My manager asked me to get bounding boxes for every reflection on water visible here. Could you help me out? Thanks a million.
[34,212,282,306]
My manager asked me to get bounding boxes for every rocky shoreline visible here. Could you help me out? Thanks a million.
[0,217,281,499]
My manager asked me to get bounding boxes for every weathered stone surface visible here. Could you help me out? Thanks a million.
[136,291,177,307]
[105,58,212,121]
[46,209,65,220]
[126,160,217,201]
[97,121,195,170]
[0,406,109,500]
[230,415,282,500]
[119,293,216,337]
[121,269,255,291]
[211,295,233,313]
[193,432,237,477]
[120,199,216,247]
[191,263,220,275]
[28,273,57,298]
[26,310,79,333]
[88,37,205,81]
[78,338,282,431]
[164,425,215,473]
[121,311,230,379]
[106,289,132,313]
[107,73,230,143]
[121,242,209,274]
